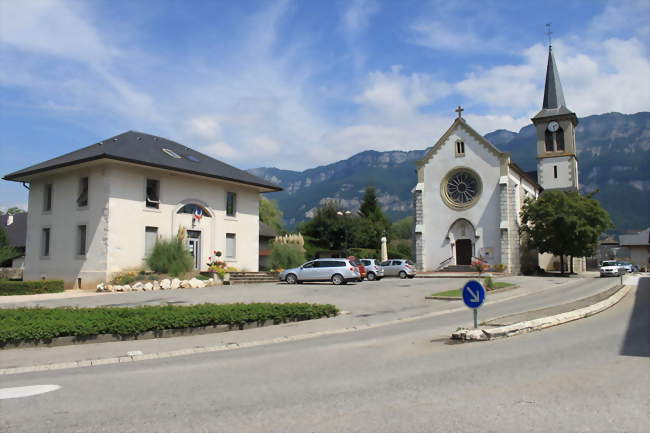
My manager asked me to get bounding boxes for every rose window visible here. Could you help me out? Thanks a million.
[442,169,482,209]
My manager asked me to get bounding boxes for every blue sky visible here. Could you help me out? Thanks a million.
[1,0,649,210]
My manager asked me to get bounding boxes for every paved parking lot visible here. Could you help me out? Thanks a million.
[0,274,599,318]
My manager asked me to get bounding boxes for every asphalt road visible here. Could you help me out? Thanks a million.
[1,277,647,433]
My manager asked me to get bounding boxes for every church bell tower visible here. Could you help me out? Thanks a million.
[532,45,579,191]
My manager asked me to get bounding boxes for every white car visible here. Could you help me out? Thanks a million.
[360,259,384,281]
[599,260,624,277]
[279,258,360,285]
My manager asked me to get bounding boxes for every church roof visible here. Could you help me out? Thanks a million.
[532,48,576,121]
[3,131,282,192]
[416,117,507,168]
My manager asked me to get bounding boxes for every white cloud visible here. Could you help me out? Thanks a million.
[343,0,379,33]
[589,0,650,40]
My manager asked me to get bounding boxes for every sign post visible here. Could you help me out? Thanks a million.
[462,280,486,328]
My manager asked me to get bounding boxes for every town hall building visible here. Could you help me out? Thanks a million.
[413,45,582,273]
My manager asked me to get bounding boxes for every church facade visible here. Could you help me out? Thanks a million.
[413,46,581,273]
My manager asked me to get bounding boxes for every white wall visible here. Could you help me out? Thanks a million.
[23,163,110,289]
[420,126,502,271]
[105,163,260,279]
[537,156,577,190]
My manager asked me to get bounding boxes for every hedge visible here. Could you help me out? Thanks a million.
[0,280,65,296]
[0,302,339,344]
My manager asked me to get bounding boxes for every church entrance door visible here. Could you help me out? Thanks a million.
[456,239,472,265]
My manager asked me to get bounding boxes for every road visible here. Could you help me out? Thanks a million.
[0,277,647,432]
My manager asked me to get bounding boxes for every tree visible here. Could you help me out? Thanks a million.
[260,197,284,233]
[392,216,413,240]
[356,187,391,249]
[301,202,346,251]
[5,207,24,215]
[520,191,613,274]
[0,226,19,266]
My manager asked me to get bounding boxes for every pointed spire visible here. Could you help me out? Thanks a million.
[542,47,566,109]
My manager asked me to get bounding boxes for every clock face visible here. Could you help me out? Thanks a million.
[547,121,560,132]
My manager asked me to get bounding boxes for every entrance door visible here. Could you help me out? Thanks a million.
[456,239,472,265]
[187,230,201,270]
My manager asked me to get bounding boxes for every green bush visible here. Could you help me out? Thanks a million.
[347,248,379,259]
[0,280,64,296]
[270,243,305,270]
[483,276,494,290]
[0,302,339,344]
[112,272,137,285]
[147,238,193,277]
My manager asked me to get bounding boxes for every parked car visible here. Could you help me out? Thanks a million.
[618,262,635,273]
[279,258,360,285]
[599,260,625,277]
[348,257,367,281]
[360,259,384,281]
[381,259,416,279]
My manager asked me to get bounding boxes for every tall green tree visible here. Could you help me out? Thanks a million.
[356,187,391,249]
[520,191,613,274]
[5,207,24,215]
[300,202,346,251]
[0,227,19,266]
[392,216,413,240]
[260,197,284,233]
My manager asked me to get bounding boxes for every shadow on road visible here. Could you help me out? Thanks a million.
[620,277,649,357]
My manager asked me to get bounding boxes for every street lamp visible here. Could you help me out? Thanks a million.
[336,210,352,254]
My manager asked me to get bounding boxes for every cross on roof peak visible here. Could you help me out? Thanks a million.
[455,106,464,119]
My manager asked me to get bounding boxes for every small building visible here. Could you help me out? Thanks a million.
[3,131,281,289]
[618,228,650,270]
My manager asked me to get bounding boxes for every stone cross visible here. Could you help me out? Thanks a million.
[455,106,464,119]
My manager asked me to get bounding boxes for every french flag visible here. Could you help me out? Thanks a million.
[194,208,203,221]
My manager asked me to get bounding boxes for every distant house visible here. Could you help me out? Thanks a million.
[3,131,281,289]
[0,212,27,269]
[618,228,650,270]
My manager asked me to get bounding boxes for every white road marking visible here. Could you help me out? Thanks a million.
[0,385,61,399]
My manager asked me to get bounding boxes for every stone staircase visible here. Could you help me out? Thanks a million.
[227,272,278,284]
[440,265,475,273]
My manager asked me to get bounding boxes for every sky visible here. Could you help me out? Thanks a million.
[1,0,649,210]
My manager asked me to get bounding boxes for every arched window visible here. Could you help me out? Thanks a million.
[177,203,211,217]
[545,130,554,152]
[555,127,565,151]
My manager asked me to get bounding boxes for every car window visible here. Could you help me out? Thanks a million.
[406,260,414,265]
[392,260,402,266]
[361,260,371,266]
[381,261,391,266]
[302,262,314,269]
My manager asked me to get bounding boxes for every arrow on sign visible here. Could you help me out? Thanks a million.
[467,287,480,303]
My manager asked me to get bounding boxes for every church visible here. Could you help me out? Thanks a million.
[413,45,582,273]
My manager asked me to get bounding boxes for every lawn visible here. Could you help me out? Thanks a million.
[430,281,516,297]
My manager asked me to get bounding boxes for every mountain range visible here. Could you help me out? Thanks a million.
[250,112,650,234]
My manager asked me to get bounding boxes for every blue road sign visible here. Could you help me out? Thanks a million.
[462,280,486,309]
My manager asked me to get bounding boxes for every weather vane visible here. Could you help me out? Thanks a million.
[545,23,553,49]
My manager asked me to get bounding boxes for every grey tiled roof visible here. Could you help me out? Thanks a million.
[3,131,282,192]
[533,48,576,121]
[0,213,27,248]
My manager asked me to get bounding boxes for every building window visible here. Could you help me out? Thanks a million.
[44,184,52,212]
[226,233,236,258]
[226,192,237,217]
[553,165,558,179]
[545,130,554,152]
[77,225,87,256]
[556,127,565,151]
[455,140,465,156]
[177,204,212,217]
[77,177,89,207]
[42,228,50,257]
[146,179,160,209]
[145,226,158,257]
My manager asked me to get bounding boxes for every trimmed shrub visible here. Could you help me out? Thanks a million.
[0,280,64,296]
[483,276,495,290]
[270,243,305,270]
[347,248,379,260]
[147,238,193,277]
[0,302,339,344]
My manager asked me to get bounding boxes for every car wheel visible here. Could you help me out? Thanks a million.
[367,272,376,281]
[286,274,298,284]
[331,274,344,285]
[399,271,407,279]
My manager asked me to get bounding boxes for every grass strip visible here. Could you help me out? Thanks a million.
[430,289,462,297]
[0,280,64,296]
[0,303,338,344]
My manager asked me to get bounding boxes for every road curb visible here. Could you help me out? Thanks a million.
[425,284,520,300]
[451,283,630,341]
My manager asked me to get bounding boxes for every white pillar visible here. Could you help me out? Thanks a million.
[381,236,388,262]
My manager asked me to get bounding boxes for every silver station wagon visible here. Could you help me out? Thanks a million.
[279,258,361,285]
